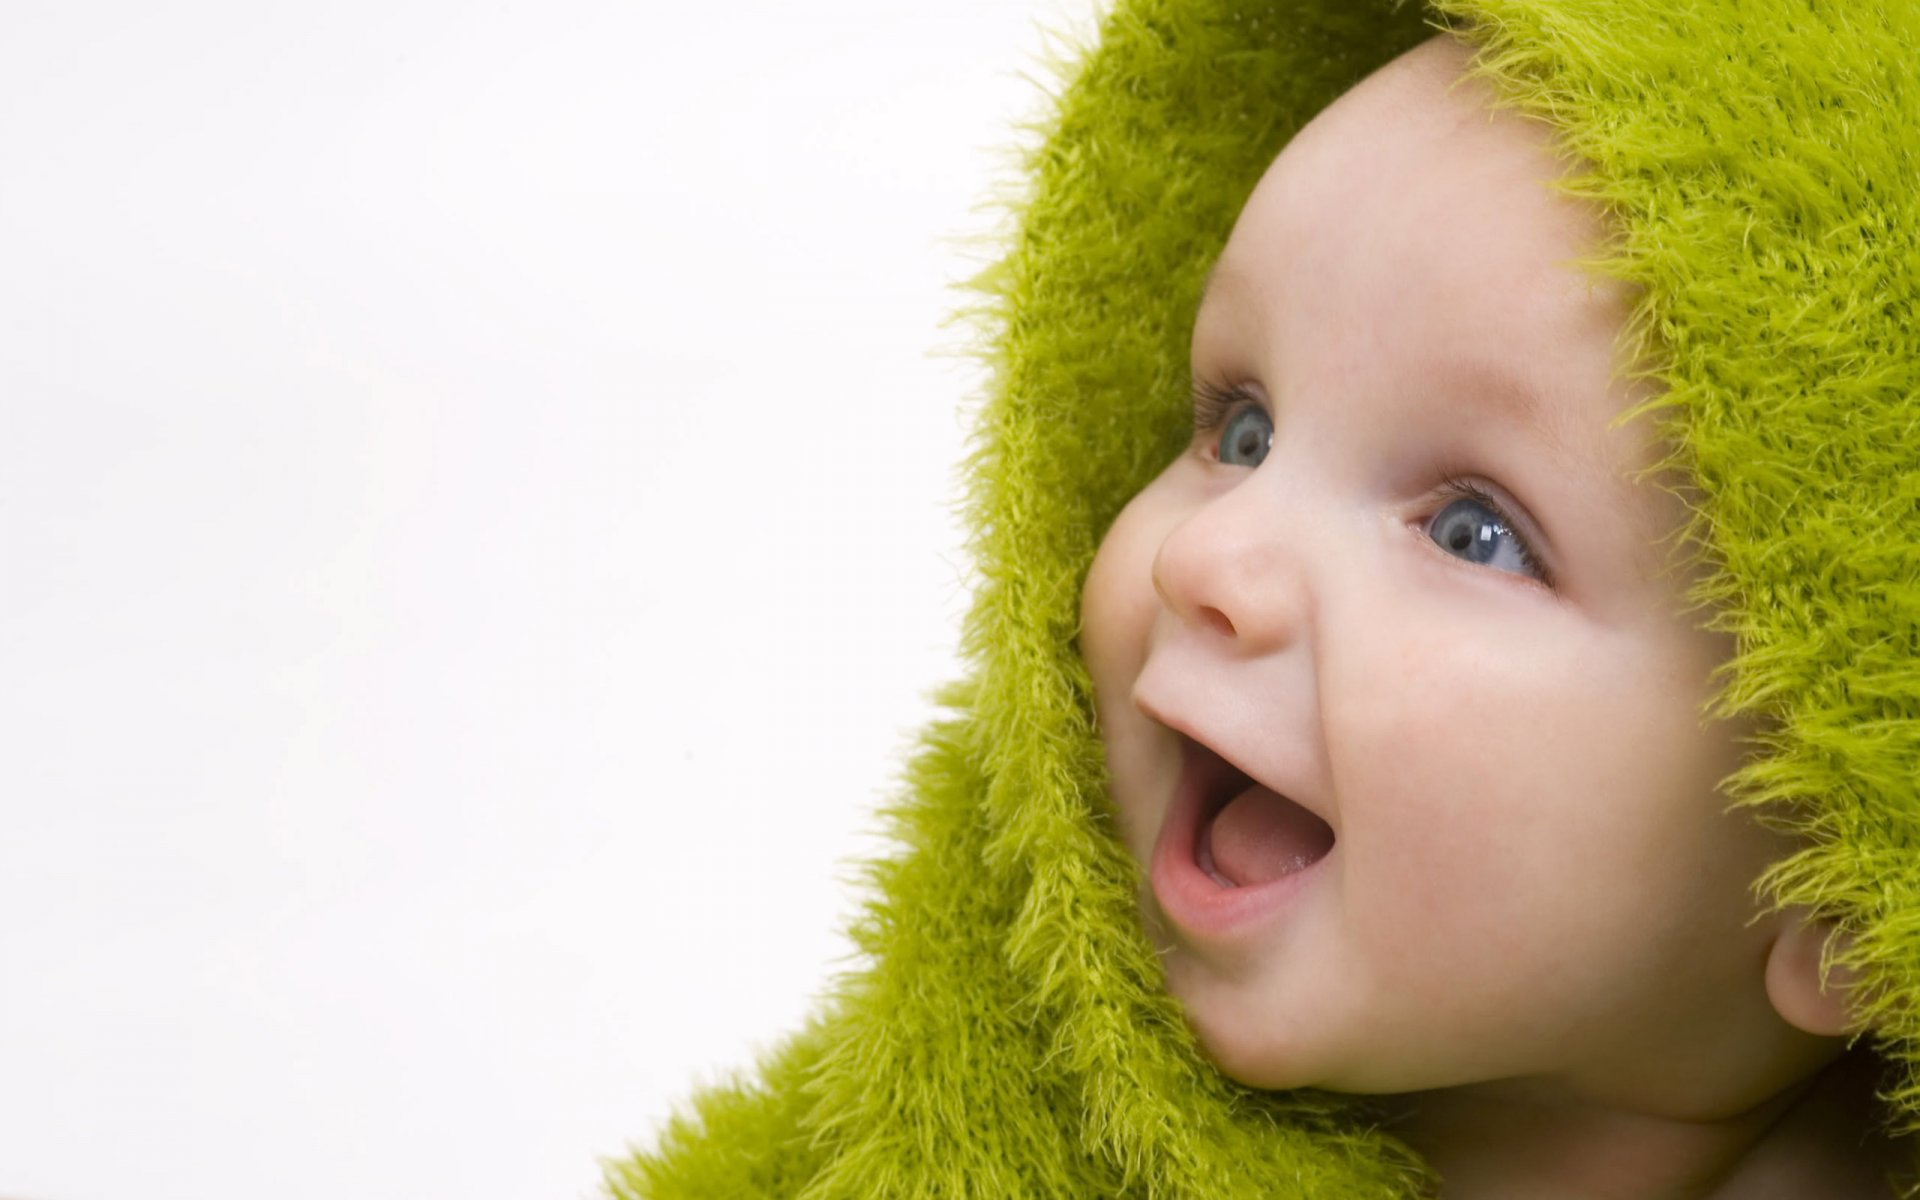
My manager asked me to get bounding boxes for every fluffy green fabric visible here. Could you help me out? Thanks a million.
[606,0,1920,1194]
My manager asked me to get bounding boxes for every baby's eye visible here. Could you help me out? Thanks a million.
[1215,406,1272,468]
[1425,487,1551,585]
[1190,377,1271,468]
[1213,405,1274,466]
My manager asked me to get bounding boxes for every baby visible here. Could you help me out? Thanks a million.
[1078,33,1906,1198]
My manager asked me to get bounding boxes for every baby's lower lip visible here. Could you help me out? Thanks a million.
[1148,761,1331,942]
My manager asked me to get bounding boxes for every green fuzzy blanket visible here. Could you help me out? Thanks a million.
[607,0,1920,1194]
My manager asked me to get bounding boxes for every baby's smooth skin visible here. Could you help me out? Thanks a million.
[1079,33,1905,1199]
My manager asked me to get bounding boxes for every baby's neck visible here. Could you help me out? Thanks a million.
[1368,1045,1905,1199]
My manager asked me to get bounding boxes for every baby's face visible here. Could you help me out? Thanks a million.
[1080,36,1816,1108]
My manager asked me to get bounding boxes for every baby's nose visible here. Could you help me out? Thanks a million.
[1149,490,1311,655]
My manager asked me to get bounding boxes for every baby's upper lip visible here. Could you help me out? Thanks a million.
[1133,692,1333,830]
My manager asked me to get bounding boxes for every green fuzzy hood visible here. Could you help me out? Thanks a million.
[608,0,1920,1194]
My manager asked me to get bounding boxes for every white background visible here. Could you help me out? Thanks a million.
[0,2,1096,1196]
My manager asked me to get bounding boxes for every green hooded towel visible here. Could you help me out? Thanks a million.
[606,0,1920,1194]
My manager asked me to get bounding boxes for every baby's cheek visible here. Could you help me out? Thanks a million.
[1079,504,1169,703]
[1078,507,1177,861]
[1078,556,1135,696]
[1327,621,1627,984]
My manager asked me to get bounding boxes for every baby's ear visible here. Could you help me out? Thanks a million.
[1764,908,1867,1038]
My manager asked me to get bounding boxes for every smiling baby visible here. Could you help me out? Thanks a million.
[1080,33,1906,1199]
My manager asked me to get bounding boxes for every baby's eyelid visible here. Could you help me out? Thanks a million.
[1190,376,1265,432]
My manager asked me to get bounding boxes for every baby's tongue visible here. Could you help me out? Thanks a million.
[1208,784,1335,886]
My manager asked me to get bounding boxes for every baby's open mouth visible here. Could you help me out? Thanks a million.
[1188,742,1336,888]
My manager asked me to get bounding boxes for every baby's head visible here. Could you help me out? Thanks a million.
[1079,31,1865,1123]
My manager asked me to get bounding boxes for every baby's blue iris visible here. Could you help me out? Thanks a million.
[1218,406,1272,467]
[1429,497,1531,574]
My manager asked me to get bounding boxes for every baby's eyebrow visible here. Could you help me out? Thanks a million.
[1195,259,1242,315]
[1198,260,1593,482]
[1428,353,1589,479]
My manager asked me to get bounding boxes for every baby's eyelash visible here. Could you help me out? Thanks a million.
[1190,375,1258,431]
[1433,473,1555,589]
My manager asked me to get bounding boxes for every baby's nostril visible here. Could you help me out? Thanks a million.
[1200,606,1235,638]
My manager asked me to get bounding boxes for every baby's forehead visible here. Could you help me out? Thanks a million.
[1233,51,1606,301]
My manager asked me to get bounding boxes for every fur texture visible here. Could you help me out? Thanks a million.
[606,1,1920,1194]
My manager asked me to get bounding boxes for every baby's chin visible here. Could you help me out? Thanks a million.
[1160,957,1329,1091]
[1160,956,1483,1098]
